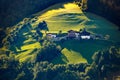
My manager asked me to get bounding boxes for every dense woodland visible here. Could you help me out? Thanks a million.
[0,42,120,80]
[86,0,120,27]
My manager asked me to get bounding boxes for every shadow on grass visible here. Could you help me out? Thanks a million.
[52,54,69,64]
[56,39,114,63]
[17,50,28,53]
[10,36,26,53]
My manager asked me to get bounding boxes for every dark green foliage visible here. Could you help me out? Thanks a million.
[75,0,120,27]
[85,46,120,80]
[36,41,61,62]
[33,62,88,80]
[86,0,120,27]
[0,51,20,80]
[16,63,34,80]
[53,70,81,80]
[37,21,48,30]
[0,46,120,80]
[33,61,53,80]
[66,63,89,72]
[0,29,6,47]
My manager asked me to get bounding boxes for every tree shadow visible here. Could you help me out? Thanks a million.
[56,39,114,63]
[52,53,69,64]
[17,49,28,54]
[51,48,69,64]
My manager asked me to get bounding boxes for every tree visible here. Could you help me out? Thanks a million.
[36,41,61,62]
[37,21,48,30]
[33,61,53,80]
[53,70,81,80]
[0,51,20,80]
[58,30,62,35]
[85,46,120,80]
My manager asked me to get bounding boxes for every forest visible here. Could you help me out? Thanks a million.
[0,42,120,80]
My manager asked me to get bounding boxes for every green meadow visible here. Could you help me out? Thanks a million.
[52,40,114,64]
[7,3,119,64]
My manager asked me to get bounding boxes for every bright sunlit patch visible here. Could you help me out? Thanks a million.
[38,3,82,20]
[64,3,80,10]
[21,42,41,50]
[61,48,87,64]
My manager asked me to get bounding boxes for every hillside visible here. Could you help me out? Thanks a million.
[0,0,120,28]
[1,0,120,48]
[0,44,120,80]
[1,3,120,64]
[0,1,120,80]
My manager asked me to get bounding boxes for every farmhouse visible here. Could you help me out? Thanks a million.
[79,28,91,39]
[46,33,67,41]
[67,30,80,39]
[45,28,104,41]
[46,33,57,38]
[46,33,59,41]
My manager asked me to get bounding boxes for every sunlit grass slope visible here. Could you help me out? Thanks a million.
[36,3,88,32]
[8,2,120,64]
[52,48,87,64]
[52,40,114,64]
[35,3,120,41]
[14,3,89,63]
[15,31,41,62]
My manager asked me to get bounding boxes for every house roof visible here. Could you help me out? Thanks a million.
[68,30,75,33]
[80,29,90,35]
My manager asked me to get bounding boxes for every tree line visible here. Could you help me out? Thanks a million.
[0,45,120,80]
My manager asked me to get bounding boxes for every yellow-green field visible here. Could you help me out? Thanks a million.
[7,2,119,64]
[52,48,87,64]
[35,3,88,33]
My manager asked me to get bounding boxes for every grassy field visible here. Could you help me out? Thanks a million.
[34,2,120,42]
[34,3,88,33]
[7,2,120,64]
[52,48,87,64]
[15,30,41,62]
[51,39,114,64]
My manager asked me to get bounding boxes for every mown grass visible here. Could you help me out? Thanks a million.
[52,48,87,64]
[15,49,34,62]
[41,12,88,32]
[52,39,114,64]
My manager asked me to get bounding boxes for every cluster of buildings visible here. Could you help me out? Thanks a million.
[46,29,104,42]
[2,19,105,49]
